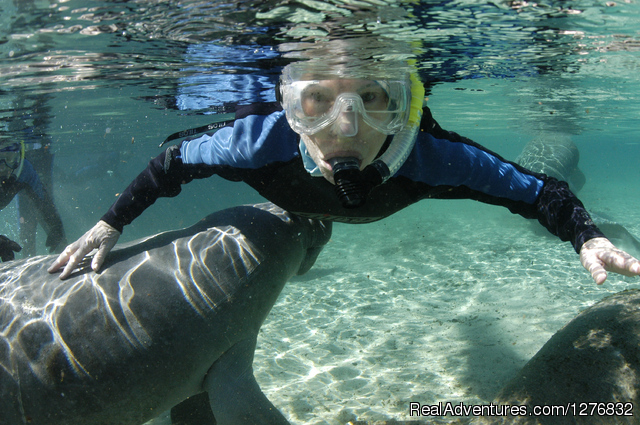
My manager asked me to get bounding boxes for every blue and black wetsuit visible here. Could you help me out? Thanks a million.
[102,103,604,253]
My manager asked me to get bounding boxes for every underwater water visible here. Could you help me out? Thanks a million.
[1,0,640,423]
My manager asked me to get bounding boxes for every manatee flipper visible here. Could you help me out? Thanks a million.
[170,392,216,425]
[589,211,640,258]
[205,337,290,425]
[596,222,640,257]
[297,245,325,275]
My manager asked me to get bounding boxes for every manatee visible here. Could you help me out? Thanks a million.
[472,289,640,425]
[0,203,331,425]
[516,133,640,257]
[515,133,585,193]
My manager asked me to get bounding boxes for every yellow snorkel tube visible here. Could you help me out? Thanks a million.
[371,70,424,181]
[14,140,26,179]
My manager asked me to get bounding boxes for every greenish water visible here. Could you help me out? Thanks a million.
[1,0,640,423]
[2,0,639,244]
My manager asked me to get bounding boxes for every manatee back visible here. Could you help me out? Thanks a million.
[516,134,580,181]
[478,289,640,424]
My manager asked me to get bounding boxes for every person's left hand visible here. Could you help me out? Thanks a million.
[580,237,640,285]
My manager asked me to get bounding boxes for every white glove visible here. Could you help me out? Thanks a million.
[48,220,121,279]
[580,237,640,285]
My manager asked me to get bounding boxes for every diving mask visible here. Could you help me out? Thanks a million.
[280,78,411,137]
[0,142,24,178]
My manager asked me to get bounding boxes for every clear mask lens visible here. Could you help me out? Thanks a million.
[0,142,24,179]
[281,79,411,136]
[0,143,21,171]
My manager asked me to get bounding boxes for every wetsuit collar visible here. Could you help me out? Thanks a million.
[298,138,323,177]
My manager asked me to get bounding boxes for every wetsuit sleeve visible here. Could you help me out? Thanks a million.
[408,108,605,253]
[100,144,216,233]
[100,107,295,233]
[534,177,605,252]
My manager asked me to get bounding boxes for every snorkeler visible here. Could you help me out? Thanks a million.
[0,140,67,261]
[48,52,640,286]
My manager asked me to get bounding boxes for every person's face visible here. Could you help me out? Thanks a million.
[298,79,388,183]
[0,147,20,180]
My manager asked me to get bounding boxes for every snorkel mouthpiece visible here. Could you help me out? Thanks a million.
[330,157,377,208]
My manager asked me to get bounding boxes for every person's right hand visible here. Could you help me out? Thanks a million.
[48,220,121,279]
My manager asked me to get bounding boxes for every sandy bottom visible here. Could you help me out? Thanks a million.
[249,189,640,424]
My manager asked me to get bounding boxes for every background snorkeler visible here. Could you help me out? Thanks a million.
[0,140,66,261]
[48,37,640,286]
